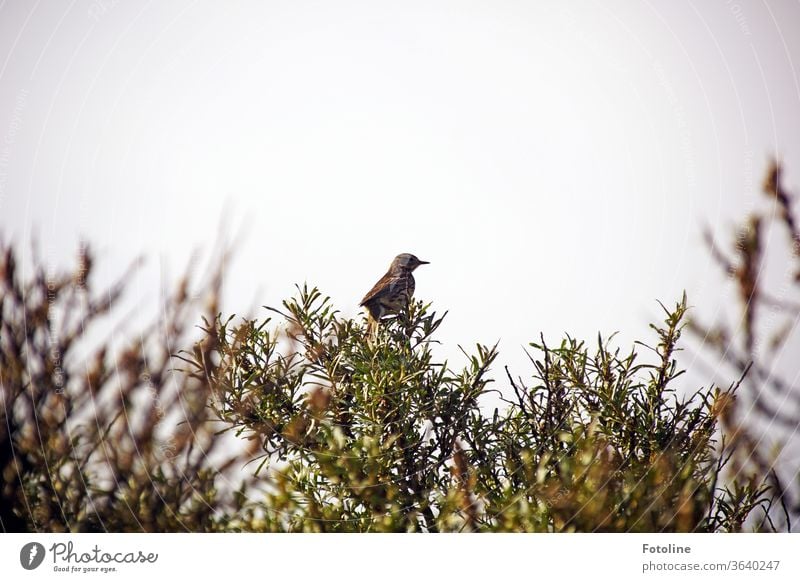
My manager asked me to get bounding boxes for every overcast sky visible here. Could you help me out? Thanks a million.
[1,0,799,385]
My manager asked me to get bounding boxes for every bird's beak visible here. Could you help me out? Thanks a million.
[418,260,430,265]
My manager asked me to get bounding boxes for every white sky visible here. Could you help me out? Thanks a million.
[1,0,800,385]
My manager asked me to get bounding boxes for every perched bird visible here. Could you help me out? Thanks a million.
[360,253,429,326]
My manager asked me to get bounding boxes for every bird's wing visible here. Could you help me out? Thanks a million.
[359,272,402,306]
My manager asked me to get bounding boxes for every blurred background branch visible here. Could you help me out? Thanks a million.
[689,160,800,532]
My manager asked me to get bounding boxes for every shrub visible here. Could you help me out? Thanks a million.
[195,286,769,532]
[0,241,777,532]
[0,242,241,532]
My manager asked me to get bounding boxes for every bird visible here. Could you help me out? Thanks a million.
[359,253,429,328]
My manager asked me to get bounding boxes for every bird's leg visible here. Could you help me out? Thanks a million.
[399,303,414,341]
[366,313,379,343]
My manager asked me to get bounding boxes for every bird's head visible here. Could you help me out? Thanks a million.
[390,253,430,273]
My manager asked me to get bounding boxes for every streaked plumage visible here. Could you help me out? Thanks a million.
[360,253,429,323]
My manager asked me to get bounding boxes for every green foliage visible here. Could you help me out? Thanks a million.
[197,286,769,532]
[7,161,799,532]
[0,241,774,532]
